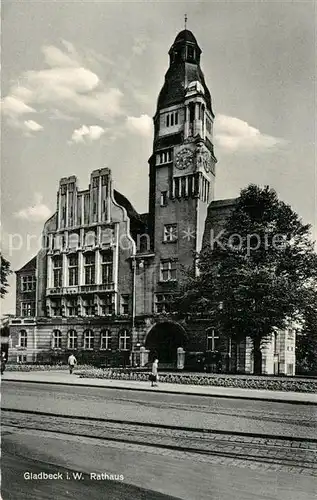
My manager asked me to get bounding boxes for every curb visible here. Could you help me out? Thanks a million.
[3,377,317,405]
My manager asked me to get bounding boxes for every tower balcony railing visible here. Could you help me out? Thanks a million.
[47,283,115,296]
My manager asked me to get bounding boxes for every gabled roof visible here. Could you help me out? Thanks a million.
[16,256,37,274]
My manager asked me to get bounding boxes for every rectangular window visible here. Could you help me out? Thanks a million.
[53,256,62,288]
[19,331,28,348]
[160,191,167,206]
[84,253,95,285]
[92,177,99,188]
[154,294,174,313]
[119,330,130,351]
[101,251,113,284]
[68,330,78,349]
[68,254,78,286]
[67,298,78,316]
[157,149,172,165]
[21,275,36,292]
[83,297,95,316]
[206,330,219,351]
[84,331,94,349]
[100,294,113,315]
[21,302,35,317]
[100,330,112,350]
[173,177,181,198]
[163,224,177,242]
[53,330,62,349]
[51,299,62,316]
[166,112,179,128]
[17,355,27,363]
[160,260,177,282]
[120,295,129,315]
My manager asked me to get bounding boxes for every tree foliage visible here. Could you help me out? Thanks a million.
[296,288,317,374]
[174,185,317,374]
[0,254,12,298]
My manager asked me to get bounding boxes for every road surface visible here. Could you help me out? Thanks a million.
[1,381,316,500]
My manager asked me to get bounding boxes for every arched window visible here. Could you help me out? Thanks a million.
[119,329,131,351]
[206,329,219,351]
[100,330,112,350]
[68,330,78,350]
[84,330,94,350]
[53,329,62,349]
[19,330,27,348]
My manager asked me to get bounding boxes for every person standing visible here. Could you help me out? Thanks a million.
[68,353,77,374]
[151,358,159,387]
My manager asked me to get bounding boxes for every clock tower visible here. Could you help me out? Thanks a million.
[148,27,217,281]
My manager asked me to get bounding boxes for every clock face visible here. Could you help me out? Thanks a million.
[175,149,194,170]
[202,153,211,173]
[197,149,211,173]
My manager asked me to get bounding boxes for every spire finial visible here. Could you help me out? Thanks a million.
[184,13,188,30]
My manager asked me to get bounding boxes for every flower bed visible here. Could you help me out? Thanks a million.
[77,368,317,393]
[4,364,94,372]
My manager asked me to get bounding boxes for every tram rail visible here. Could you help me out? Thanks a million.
[2,408,317,474]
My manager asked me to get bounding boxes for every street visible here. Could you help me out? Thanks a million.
[1,381,317,500]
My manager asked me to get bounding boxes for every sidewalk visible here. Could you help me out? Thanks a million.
[2,370,317,404]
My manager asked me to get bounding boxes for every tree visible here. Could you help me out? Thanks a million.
[296,288,317,374]
[174,185,317,374]
[0,254,12,298]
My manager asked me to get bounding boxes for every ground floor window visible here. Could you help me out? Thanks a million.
[206,329,219,351]
[84,330,94,349]
[100,329,112,350]
[17,355,27,363]
[53,329,62,349]
[119,330,130,351]
[68,330,78,349]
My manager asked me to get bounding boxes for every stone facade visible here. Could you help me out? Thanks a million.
[9,28,295,375]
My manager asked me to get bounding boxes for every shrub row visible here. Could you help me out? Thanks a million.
[77,368,317,393]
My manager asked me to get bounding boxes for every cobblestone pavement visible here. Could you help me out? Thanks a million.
[2,411,316,476]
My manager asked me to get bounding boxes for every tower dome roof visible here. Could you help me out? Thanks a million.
[174,29,198,45]
[156,29,213,115]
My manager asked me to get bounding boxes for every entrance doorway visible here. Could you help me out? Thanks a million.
[145,322,186,365]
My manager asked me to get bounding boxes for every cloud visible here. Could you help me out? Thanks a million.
[24,120,43,132]
[1,41,124,132]
[126,114,152,137]
[1,96,36,118]
[214,115,287,152]
[15,193,52,222]
[132,35,150,56]
[69,124,106,144]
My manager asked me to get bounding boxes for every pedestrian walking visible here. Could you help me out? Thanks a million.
[150,358,159,387]
[1,352,7,375]
[68,353,77,374]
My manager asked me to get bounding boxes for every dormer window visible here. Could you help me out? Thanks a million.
[187,46,195,61]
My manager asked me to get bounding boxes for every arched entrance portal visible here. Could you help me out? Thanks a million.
[145,322,186,365]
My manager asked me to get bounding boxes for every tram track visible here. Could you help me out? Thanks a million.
[2,408,317,474]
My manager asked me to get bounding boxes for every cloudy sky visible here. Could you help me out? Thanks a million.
[1,0,315,315]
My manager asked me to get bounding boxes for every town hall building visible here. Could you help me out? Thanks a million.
[9,28,296,375]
